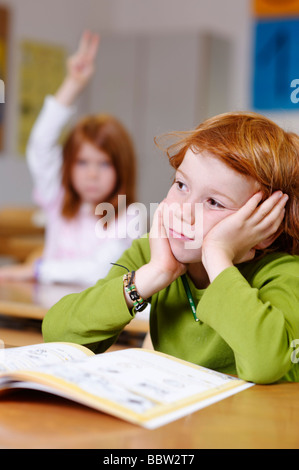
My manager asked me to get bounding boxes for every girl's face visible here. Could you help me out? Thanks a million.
[164,148,260,264]
[71,142,117,204]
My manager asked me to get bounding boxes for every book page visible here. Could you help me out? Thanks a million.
[5,348,253,428]
[0,342,93,373]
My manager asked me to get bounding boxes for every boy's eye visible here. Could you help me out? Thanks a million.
[206,198,225,209]
[175,180,187,191]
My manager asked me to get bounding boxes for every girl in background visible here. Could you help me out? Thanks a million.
[0,32,143,285]
[43,111,299,384]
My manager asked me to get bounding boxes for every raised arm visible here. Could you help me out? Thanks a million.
[26,31,100,206]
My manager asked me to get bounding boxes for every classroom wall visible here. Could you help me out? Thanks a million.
[0,0,95,205]
[1,0,298,209]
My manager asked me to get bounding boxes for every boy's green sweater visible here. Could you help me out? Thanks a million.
[42,237,299,384]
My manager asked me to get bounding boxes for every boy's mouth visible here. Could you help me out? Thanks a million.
[168,228,194,241]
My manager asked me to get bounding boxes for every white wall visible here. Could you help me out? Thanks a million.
[91,32,207,205]
[4,0,293,209]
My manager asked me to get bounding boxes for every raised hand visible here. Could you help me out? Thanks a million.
[55,30,100,106]
[66,30,100,87]
[202,190,289,282]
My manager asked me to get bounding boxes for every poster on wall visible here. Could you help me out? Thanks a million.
[252,0,299,110]
[0,6,9,151]
[18,40,66,155]
[252,17,299,110]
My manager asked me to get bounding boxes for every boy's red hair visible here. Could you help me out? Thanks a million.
[158,111,299,255]
[61,114,136,218]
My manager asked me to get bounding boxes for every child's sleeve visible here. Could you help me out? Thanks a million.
[41,237,150,352]
[26,96,76,206]
[197,255,299,384]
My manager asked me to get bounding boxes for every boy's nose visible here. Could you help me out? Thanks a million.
[177,202,203,235]
[176,202,195,225]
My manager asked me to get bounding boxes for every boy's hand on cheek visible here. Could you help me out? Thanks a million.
[202,191,288,282]
[131,202,187,305]
[149,201,186,285]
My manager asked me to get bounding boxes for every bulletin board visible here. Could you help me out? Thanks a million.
[0,6,9,150]
[17,40,66,155]
[252,0,299,110]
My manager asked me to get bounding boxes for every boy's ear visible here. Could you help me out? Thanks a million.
[254,232,280,250]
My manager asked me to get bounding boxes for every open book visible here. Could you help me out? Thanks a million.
[0,342,254,429]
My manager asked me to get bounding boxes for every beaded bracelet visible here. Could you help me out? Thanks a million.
[123,270,148,313]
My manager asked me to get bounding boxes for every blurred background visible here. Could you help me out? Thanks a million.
[1,0,299,208]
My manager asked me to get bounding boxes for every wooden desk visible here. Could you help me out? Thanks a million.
[0,206,44,237]
[0,280,87,321]
[0,280,149,346]
[0,382,298,449]
[0,206,45,262]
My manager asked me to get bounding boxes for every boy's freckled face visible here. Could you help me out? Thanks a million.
[164,148,259,264]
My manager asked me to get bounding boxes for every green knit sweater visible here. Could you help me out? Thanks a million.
[42,236,299,384]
